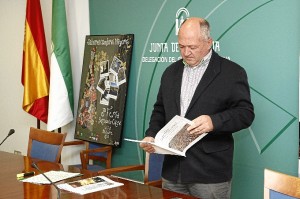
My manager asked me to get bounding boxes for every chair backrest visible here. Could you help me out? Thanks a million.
[144,153,164,185]
[97,152,164,187]
[80,142,113,170]
[87,142,110,159]
[264,168,300,199]
[27,127,67,163]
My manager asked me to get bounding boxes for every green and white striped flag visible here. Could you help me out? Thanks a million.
[47,0,74,131]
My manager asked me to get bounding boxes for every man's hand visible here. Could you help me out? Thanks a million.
[187,115,214,134]
[139,136,155,153]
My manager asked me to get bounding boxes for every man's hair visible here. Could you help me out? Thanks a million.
[199,19,211,40]
[181,18,211,40]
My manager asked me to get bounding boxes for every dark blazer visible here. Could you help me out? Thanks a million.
[146,50,255,183]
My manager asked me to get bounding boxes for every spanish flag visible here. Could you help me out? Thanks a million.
[21,0,50,123]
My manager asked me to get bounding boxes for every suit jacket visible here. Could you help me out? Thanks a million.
[145,50,255,183]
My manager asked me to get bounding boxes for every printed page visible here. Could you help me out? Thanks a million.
[57,176,124,195]
[159,115,207,154]
[125,115,207,156]
[154,115,193,146]
[149,142,185,156]
[20,171,82,184]
[124,138,184,156]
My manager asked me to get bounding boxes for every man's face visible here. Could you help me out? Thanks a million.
[178,25,212,67]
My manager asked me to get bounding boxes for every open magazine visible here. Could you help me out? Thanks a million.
[125,115,207,157]
[57,176,123,195]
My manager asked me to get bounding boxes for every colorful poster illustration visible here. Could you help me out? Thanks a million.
[75,34,134,146]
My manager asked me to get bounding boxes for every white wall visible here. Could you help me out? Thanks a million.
[0,0,90,165]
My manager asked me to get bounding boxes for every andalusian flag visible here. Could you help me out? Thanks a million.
[22,0,50,123]
[47,0,74,131]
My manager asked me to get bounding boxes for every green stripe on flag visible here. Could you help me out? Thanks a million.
[52,0,74,113]
[47,0,74,131]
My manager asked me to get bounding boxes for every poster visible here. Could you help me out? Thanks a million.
[75,34,134,146]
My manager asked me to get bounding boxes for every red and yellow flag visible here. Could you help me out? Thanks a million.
[21,0,50,123]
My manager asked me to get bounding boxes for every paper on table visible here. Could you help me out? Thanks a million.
[20,170,82,184]
[58,176,123,195]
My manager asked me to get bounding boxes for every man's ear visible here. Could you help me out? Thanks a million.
[207,38,213,50]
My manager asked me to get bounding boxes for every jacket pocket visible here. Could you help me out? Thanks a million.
[201,134,233,153]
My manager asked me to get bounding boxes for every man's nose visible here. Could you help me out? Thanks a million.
[183,47,191,56]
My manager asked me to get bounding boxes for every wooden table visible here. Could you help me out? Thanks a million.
[0,151,197,199]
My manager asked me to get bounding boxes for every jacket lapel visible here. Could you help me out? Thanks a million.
[174,62,184,115]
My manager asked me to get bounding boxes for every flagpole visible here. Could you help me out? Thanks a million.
[37,119,40,129]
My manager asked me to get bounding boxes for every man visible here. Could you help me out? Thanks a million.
[140,17,255,199]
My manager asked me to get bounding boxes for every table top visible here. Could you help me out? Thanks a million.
[0,151,196,199]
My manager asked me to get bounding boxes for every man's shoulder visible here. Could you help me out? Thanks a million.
[212,51,245,71]
[169,59,184,68]
[164,59,184,73]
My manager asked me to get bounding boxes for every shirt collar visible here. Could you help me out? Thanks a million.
[183,49,212,69]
